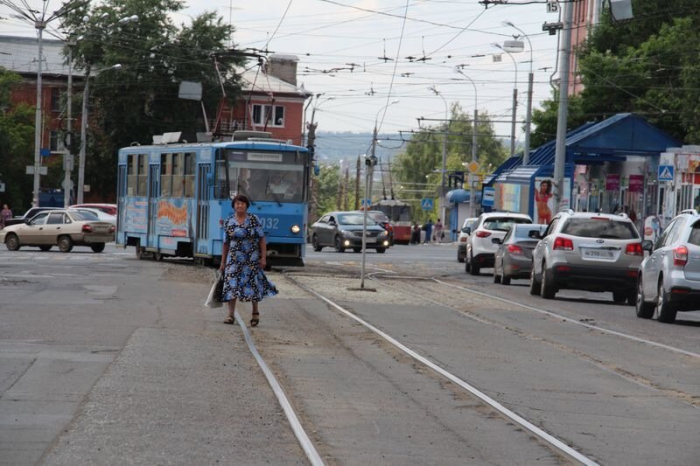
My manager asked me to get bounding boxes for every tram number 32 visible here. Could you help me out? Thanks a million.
[260,217,279,230]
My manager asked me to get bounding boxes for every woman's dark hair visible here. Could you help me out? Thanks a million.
[540,180,552,194]
[231,194,250,209]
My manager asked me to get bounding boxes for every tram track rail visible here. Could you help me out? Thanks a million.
[281,272,601,466]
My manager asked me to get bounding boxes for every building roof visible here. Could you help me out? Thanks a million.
[0,35,307,97]
[0,35,80,77]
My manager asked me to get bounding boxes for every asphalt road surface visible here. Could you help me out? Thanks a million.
[0,243,698,465]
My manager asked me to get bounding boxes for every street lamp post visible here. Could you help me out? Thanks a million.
[454,68,479,218]
[493,43,519,158]
[77,64,122,204]
[504,21,534,165]
[429,86,448,228]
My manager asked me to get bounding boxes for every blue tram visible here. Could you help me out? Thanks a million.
[115,133,310,266]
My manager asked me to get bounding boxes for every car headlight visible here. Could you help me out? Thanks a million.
[290,224,301,234]
[378,230,387,237]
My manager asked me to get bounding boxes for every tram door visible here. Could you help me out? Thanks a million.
[117,165,126,238]
[148,163,160,247]
[196,164,211,254]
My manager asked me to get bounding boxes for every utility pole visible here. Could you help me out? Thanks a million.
[32,19,45,207]
[470,108,478,218]
[77,68,90,205]
[360,129,378,289]
[63,43,73,207]
[553,0,574,210]
[355,155,360,210]
[343,165,350,211]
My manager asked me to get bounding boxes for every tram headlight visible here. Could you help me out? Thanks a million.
[290,224,301,234]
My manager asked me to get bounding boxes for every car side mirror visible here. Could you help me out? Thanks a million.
[641,240,653,252]
[528,230,542,239]
[462,227,471,235]
[328,220,337,227]
[491,238,502,245]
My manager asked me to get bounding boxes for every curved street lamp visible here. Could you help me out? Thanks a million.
[504,20,534,165]
[493,42,519,158]
[454,68,479,217]
[429,86,449,226]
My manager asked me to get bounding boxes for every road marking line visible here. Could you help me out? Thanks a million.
[434,278,700,360]
[288,276,599,466]
[235,313,325,466]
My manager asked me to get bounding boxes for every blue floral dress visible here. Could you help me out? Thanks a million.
[222,213,278,302]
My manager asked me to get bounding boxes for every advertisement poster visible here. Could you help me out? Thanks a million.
[533,177,571,224]
[156,198,193,237]
[497,183,521,213]
[123,199,147,233]
[643,215,662,243]
[606,174,620,191]
[629,175,644,193]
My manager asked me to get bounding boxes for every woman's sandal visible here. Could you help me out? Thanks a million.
[223,316,235,325]
[250,312,260,327]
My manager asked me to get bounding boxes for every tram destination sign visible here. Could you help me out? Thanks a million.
[248,153,283,163]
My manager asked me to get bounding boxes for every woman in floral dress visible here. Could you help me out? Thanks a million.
[219,194,277,326]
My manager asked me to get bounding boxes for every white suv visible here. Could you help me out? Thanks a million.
[465,212,533,275]
[637,209,700,323]
[530,210,645,302]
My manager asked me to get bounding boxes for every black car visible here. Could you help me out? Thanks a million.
[3,207,62,228]
[310,211,391,253]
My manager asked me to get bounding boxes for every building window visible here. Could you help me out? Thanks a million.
[51,88,63,112]
[50,131,66,153]
[251,104,284,127]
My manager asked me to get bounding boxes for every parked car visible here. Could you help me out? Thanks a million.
[69,207,117,226]
[3,206,61,228]
[492,224,547,285]
[0,209,115,252]
[310,211,390,253]
[457,217,478,263]
[529,210,644,302]
[465,212,533,275]
[69,203,117,216]
[355,210,394,244]
[636,209,700,323]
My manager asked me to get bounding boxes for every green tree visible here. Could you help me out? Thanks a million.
[60,0,245,200]
[531,1,700,145]
[393,104,506,221]
[0,68,34,212]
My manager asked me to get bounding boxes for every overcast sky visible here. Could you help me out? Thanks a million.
[2,1,564,141]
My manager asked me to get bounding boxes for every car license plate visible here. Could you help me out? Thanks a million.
[583,248,613,259]
[365,237,376,243]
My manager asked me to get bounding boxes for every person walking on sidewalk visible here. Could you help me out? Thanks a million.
[1,204,12,229]
[434,218,444,243]
[423,218,433,244]
[219,194,278,326]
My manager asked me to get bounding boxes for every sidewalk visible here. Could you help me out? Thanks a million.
[41,305,307,466]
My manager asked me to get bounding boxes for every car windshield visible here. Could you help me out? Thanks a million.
[483,217,531,232]
[561,218,638,239]
[367,212,389,223]
[337,213,377,226]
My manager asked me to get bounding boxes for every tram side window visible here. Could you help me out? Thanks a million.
[184,153,195,198]
[215,158,227,199]
[137,154,148,196]
[172,153,184,197]
[127,154,148,196]
[160,154,172,197]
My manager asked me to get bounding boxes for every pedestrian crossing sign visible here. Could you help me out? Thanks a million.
[421,198,434,211]
[658,165,674,182]
[360,198,371,207]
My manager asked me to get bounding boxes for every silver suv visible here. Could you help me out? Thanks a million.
[636,210,700,323]
[529,210,645,302]
[465,212,533,275]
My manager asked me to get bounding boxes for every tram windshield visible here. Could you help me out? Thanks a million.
[375,203,412,223]
[218,150,307,203]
